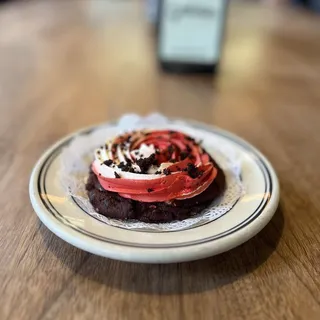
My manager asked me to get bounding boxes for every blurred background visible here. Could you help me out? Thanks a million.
[0,0,319,151]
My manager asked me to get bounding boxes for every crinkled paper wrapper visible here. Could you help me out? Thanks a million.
[60,114,245,232]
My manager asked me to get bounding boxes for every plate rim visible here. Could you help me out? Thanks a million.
[29,119,280,263]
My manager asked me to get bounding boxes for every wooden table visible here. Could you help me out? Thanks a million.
[1,1,320,319]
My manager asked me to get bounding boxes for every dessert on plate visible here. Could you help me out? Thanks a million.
[86,129,225,223]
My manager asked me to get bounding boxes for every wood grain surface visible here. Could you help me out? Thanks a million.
[0,1,320,319]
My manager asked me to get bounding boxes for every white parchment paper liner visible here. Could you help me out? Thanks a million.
[59,114,245,232]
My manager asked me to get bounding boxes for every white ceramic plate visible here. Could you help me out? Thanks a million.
[29,120,279,263]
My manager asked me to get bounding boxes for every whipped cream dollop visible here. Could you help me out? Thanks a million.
[91,130,218,202]
[94,141,171,179]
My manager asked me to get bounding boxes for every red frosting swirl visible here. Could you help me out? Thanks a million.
[92,130,218,202]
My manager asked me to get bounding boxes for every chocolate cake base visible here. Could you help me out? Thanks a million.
[85,166,226,223]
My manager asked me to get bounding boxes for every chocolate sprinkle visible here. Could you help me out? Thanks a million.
[186,163,200,179]
[163,168,171,175]
[147,188,154,193]
[114,172,121,178]
[118,160,133,172]
[103,159,113,166]
[124,156,132,164]
[136,153,157,174]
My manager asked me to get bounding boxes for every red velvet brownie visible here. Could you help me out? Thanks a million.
[86,130,225,223]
